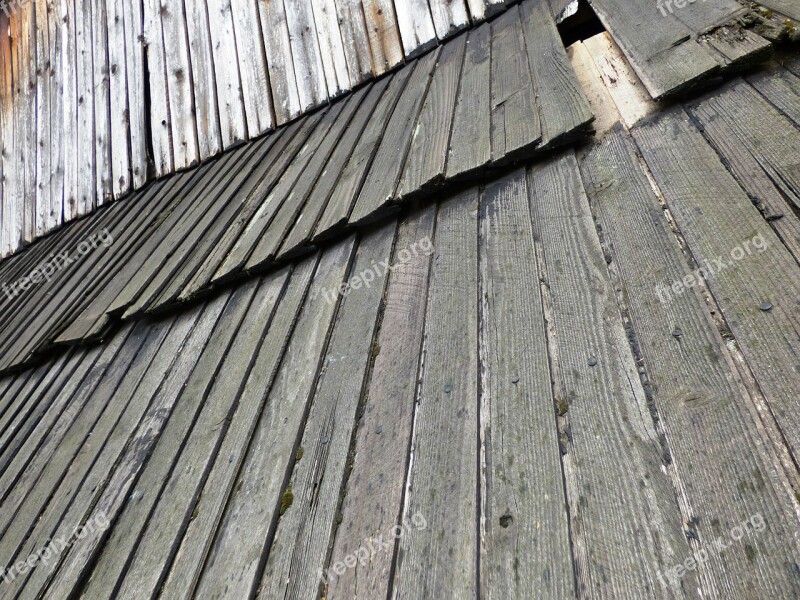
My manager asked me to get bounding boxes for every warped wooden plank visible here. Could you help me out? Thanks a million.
[521,0,593,146]
[92,0,113,204]
[362,0,404,74]
[112,273,289,599]
[581,126,800,598]
[161,0,199,169]
[394,0,437,57]
[44,296,229,598]
[397,34,466,199]
[189,236,356,599]
[634,109,800,460]
[349,49,440,224]
[428,0,471,40]
[143,0,174,176]
[260,221,397,599]
[259,0,301,123]
[312,70,409,239]
[106,0,132,197]
[230,0,275,135]
[76,284,256,599]
[311,0,352,96]
[528,151,694,597]
[490,6,540,163]
[327,206,435,599]
[122,0,148,187]
[392,188,478,599]
[206,0,248,147]
[159,257,317,599]
[184,0,223,159]
[285,0,329,111]
[446,24,491,179]
[278,80,388,258]
[479,170,574,599]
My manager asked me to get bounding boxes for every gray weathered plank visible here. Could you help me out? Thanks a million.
[259,0,301,123]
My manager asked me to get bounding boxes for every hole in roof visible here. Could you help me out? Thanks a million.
[556,0,606,47]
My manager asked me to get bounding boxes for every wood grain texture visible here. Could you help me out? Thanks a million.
[259,0,301,123]
[428,0,471,40]
[392,188,479,599]
[312,0,352,96]
[144,0,174,176]
[106,0,132,197]
[394,0,437,57]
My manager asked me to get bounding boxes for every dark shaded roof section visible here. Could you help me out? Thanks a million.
[585,0,796,99]
[0,1,593,375]
[1,114,799,596]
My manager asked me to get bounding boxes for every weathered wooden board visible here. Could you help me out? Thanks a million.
[327,205,436,599]
[392,188,479,599]
[259,0,301,123]
[529,152,694,597]
[190,237,356,599]
[362,0,405,75]
[581,126,800,598]
[394,0,438,57]
[428,0,471,40]
[757,0,800,21]
[334,0,375,86]
[123,0,148,188]
[259,221,396,599]
[143,0,174,176]
[479,170,575,598]
[106,0,132,197]
[311,0,352,97]
[633,108,800,462]
[92,0,113,204]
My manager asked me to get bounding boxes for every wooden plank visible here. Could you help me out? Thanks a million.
[76,283,257,599]
[700,26,772,69]
[580,126,800,598]
[479,170,575,598]
[327,205,436,599]
[106,0,132,197]
[334,0,374,86]
[278,80,388,258]
[396,34,467,199]
[44,296,230,597]
[230,0,275,135]
[566,40,621,137]
[466,0,506,22]
[285,0,329,111]
[362,0,404,75]
[75,0,97,215]
[122,0,148,187]
[521,0,593,146]
[34,0,53,236]
[489,6,541,163]
[112,272,289,599]
[633,109,800,460]
[183,0,223,159]
[428,0,471,40]
[446,24,491,179]
[258,0,301,123]
[586,0,720,99]
[161,0,199,169]
[206,0,248,147]
[259,221,397,599]
[245,90,368,269]
[60,0,79,223]
[188,236,356,599]
[158,256,318,599]
[528,151,694,597]
[312,69,410,240]
[747,63,800,125]
[393,0,437,58]
[349,48,440,224]
[392,188,478,599]
[753,0,800,21]
[311,0,352,96]
[143,0,174,176]
[92,0,113,205]
[14,2,37,242]
[665,0,744,32]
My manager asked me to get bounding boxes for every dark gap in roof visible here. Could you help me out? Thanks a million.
[556,0,606,47]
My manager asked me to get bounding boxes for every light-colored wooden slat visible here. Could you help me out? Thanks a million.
[230,0,274,136]
[183,0,223,159]
[428,0,471,40]
[311,0,352,96]
[334,0,374,86]
[392,188,479,599]
[75,0,96,215]
[0,17,6,256]
[259,221,397,599]
[258,0,301,123]
[362,0,404,75]
[123,0,147,187]
[14,2,37,243]
[34,0,52,236]
[143,0,174,176]
[60,0,79,223]
[205,0,247,147]
[479,169,575,598]
[106,0,132,197]
[285,0,329,111]
[188,238,355,600]
[161,0,199,169]
[528,151,695,597]
[326,206,436,599]
[93,0,113,205]
[393,0,437,57]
